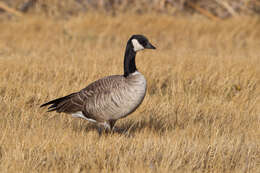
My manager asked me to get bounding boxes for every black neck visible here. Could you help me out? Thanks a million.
[123,43,137,77]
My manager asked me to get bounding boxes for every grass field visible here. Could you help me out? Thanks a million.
[0,13,260,172]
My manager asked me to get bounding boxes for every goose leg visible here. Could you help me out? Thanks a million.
[97,121,111,136]
[97,126,103,136]
[96,120,118,135]
[109,120,117,132]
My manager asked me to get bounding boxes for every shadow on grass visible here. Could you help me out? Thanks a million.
[71,115,176,136]
[115,117,169,136]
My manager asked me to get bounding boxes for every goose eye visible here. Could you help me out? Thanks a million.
[140,41,147,46]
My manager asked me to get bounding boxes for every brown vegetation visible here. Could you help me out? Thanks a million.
[1,0,260,19]
[0,13,259,172]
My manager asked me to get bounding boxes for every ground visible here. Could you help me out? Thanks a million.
[0,13,259,172]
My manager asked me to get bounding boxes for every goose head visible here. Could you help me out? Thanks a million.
[123,35,156,77]
[128,35,156,52]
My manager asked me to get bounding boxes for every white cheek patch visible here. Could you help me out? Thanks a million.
[132,39,144,52]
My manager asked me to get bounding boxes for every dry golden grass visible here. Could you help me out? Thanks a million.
[0,13,260,172]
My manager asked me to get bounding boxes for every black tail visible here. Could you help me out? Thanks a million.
[40,93,76,112]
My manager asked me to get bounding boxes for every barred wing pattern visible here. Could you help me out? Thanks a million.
[41,72,146,123]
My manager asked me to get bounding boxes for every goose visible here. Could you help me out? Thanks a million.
[40,34,156,132]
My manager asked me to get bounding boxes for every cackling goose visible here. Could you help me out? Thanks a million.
[40,34,156,132]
